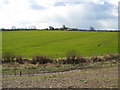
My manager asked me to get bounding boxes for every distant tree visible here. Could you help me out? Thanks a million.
[12,26,16,29]
[46,28,48,30]
[1,28,5,31]
[63,25,66,29]
[49,26,54,30]
[29,26,32,29]
[32,26,36,29]
[29,26,36,29]
[62,25,68,30]
[90,26,95,31]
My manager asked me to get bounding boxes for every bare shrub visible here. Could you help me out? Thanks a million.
[31,55,53,64]
[57,58,67,64]
[2,52,15,63]
[52,59,57,64]
[59,56,87,64]
[57,50,87,64]
[66,50,76,59]
[103,54,112,60]
[85,57,91,63]
[66,50,77,64]
[22,58,30,63]
[103,54,120,61]
[90,54,120,62]
[75,56,87,64]
[16,56,24,64]
[66,57,75,64]
[90,56,103,62]
[109,54,120,59]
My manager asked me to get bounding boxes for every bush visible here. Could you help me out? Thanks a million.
[57,58,67,64]
[31,55,53,64]
[66,50,77,64]
[90,56,103,62]
[66,57,75,64]
[66,56,87,64]
[66,50,76,59]
[90,54,120,62]
[16,56,24,64]
[52,59,58,64]
[75,56,87,63]
[57,56,87,64]
[103,54,120,61]
[2,52,15,63]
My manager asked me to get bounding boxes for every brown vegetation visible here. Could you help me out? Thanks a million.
[2,52,120,65]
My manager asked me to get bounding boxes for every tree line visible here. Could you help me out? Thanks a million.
[0,25,119,32]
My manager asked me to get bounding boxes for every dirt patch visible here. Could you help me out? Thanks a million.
[2,65,118,88]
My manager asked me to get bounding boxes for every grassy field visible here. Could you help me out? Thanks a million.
[2,30,118,58]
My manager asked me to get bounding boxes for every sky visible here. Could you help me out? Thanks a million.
[0,0,119,30]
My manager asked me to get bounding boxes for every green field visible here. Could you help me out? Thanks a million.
[2,31,118,58]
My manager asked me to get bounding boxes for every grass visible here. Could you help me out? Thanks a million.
[2,30,118,58]
[2,63,79,76]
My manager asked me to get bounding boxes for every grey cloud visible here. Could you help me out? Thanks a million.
[54,2,82,6]
[3,0,9,4]
[30,3,46,10]
[52,2,117,30]
[0,0,9,8]
[54,2,66,6]
[28,0,46,10]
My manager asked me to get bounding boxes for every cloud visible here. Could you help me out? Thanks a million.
[42,1,117,29]
[30,3,46,10]
[28,0,46,10]
[0,0,9,8]
[0,0,118,30]
[54,2,66,6]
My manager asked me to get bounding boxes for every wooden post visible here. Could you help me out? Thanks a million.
[20,71,22,76]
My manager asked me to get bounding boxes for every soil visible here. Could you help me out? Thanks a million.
[2,65,118,88]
